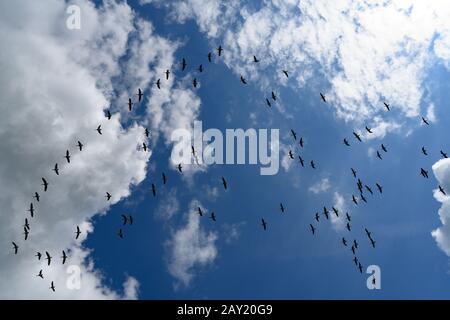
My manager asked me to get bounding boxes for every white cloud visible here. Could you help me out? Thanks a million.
[431,159,450,256]
[167,201,218,287]
[309,178,331,194]
[0,0,205,298]
[155,189,180,221]
[148,0,450,134]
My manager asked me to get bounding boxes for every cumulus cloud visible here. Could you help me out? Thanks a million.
[431,159,450,256]
[145,0,450,135]
[0,0,205,298]
[167,201,218,287]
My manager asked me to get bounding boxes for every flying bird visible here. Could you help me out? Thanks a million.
[23,226,29,240]
[217,46,223,56]
[352,195,358,205]
[165,69,170,80]
[310,160,316,169]
[358,262,363,274]
[106,192,112,201]
[177,163,183,173]
[121,215,128,225]
[118,229,124,239]
[151,183,156,197]
[365,126,372,134]
[351,168,357,178]
[181,58,187,71]
[422,117,429,125]
[441,150,448,159]
[45,251,52,266]
[106,110,111,120]
[156,79,161,89]
[162,172,167,185]
[142,142,148,152]
[207,52,212,62]
[61,251,67,264]
[360,193,367,203]
[315,212,320,222]
[77,141,83,151]
[290,129,297,141]
[253,55,260,63]
[420,168,429,179]
[365,228,372,237]
[137,88,143,102]
[353,256,358,265]
[198,64,203,73]
[299,137,304,148]
[36,252,42,260]
[271,91,277,101]
[128,98,133,112]
[439,185,446,195]
[65,150,70,163]
[376,183,383,194]
[422,146,427,155]
[353,132,362,142]
[28,203,35,218]
[24,218,30,230]
[365,185,373,195]
[384,102,390,111]
[222,177,228,190]
[37,270,44,279]
[282,70,289,78]
[346,212,351,222]
[332,207,339,217]
[320,93,326,103]
[370,238,376,248]
[343,138,350,146]
[75,226,81,240]
[193,78,198,88]
[323,207,329,219]
[265,98,272,107]
[353,240,359,249]
[240,75,247,84]
[288,150,294,159]
[34,192,40,202]
[145,128,149,138]
[381,144,387,152]
[12,242,18,254]
[280,203,285,213]
[50,281,55,292]
[310,224,315,235]
[376,151,382,160]
[342,237,347,246]
[41,178,49,192]
[346,222,351,232]
[96,125,102,135]
[298,156,304,167]
[261,218,267,231]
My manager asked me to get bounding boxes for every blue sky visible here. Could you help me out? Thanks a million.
[82,0,450,299]
[2,0,450,299]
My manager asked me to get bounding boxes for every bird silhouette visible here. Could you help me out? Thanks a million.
[181,58,187,71]
[343,138,350,146]
[353,132,362,142]
[75,226,81,239]
[217,46,223,56]
[177,163,183,173]
[162,172,167,185]
[96,125,102,135]
[376,183,383,193]
[34,192,40,202]
[320,93,326,103]
[61,250,67,264]
[381,144,387,152]
[280,203,285,213]
[165,69,170,80]
[439,185,446,195]
[12,242,18,254]
[310,224,316,235]
[422,146,427,155]
[151,183,156,197]
[253,55,260,63]
[290,129,297,141]
[106,110,111,120]
[41,178,49,192]
[50,281,55,292]
[106,192,112,201]
[298,156,304,167]
[441,150,448,159]
[45,251,52,266]
[240,75,247,84]
[210,212,216,222]
[23,227,29,240]
[207,52,212,62]
[198,64,203,73]
[351,168,357,178]
[261,218,267,231]
[420,168,429,178]
[137,88,143,102]
[28,203,35,218]
[118,229,124,239]
[384,102,390,111]
[310,160,316,169]
[282,70,289,78]
[299,137,304,148]
[271,91,277,101]
[37,269,44,279]
[156,79,161,89]
[222,177,228,190]
[128,98,133,112]
[64,150,70,163]
[422,117,429,125]
[77,141,84,151]
[365,126,372,134]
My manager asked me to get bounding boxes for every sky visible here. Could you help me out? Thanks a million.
[2,0,450,299]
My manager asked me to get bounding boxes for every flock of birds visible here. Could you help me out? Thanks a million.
[10,43,448,292]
